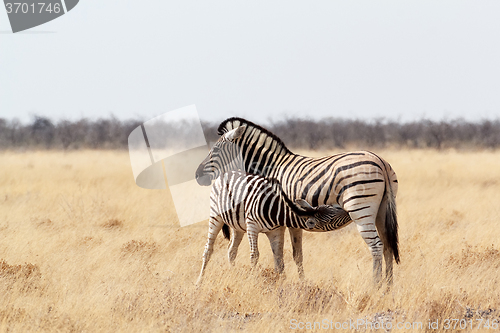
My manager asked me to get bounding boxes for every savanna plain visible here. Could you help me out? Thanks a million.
[1,149,499,332]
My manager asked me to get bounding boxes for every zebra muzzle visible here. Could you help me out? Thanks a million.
[195,174,212,186]
[195,165,212,186]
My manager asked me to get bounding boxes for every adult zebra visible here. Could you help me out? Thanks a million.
[197,170,343,284]
[195,117,399,285]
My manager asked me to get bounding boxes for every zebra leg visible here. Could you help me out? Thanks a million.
[246,222,260,268]
[228,229,245,266]
[288,228,304,279]
[265,227,286,274]
[355,219,383,286]
[197,217,224,285]
[384,246,393,286]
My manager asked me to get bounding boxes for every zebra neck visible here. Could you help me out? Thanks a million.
[281,207,307,229]
[241,143,296,178]
[288,210,303,227]
[272,184,311,228]
[228,124,290,175]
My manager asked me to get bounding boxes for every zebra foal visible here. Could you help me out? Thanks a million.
[197,170,341,284]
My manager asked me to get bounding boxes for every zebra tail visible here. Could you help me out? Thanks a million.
[222,224,231,241]
[385,181,400,264]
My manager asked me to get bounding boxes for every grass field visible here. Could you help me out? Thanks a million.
[1,149,499,332]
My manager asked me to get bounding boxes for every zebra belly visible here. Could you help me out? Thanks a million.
[309,219,353,232]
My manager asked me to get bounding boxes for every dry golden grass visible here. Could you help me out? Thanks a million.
[1,149,499,332]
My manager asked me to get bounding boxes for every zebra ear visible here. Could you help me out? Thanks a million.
[224,126,246,141]
[295,199,315,212]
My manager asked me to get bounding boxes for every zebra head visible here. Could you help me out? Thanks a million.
[195,126,246,186]
[295,199,343,230]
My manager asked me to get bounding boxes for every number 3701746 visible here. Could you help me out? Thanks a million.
[5,3,61,14]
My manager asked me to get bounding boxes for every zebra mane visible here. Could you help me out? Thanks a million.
[217,117,292,155]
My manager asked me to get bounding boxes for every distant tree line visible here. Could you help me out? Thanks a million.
[204,118,500,150]
[0,116,142,150]
[1,115,499,150]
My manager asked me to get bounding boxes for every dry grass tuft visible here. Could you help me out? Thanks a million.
[448,244,500,269]
[0,259,42,293]
[259,267,282,284]
[32,217,53,228]
[121,240,158,258]
[0,260,41,280]
[101,218,124,229]
[276,281,345,314]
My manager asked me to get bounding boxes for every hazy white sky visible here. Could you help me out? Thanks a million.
[1,1,500,124]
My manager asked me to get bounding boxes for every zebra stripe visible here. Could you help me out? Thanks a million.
[197,171,344,284]
[196,117,399,285]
